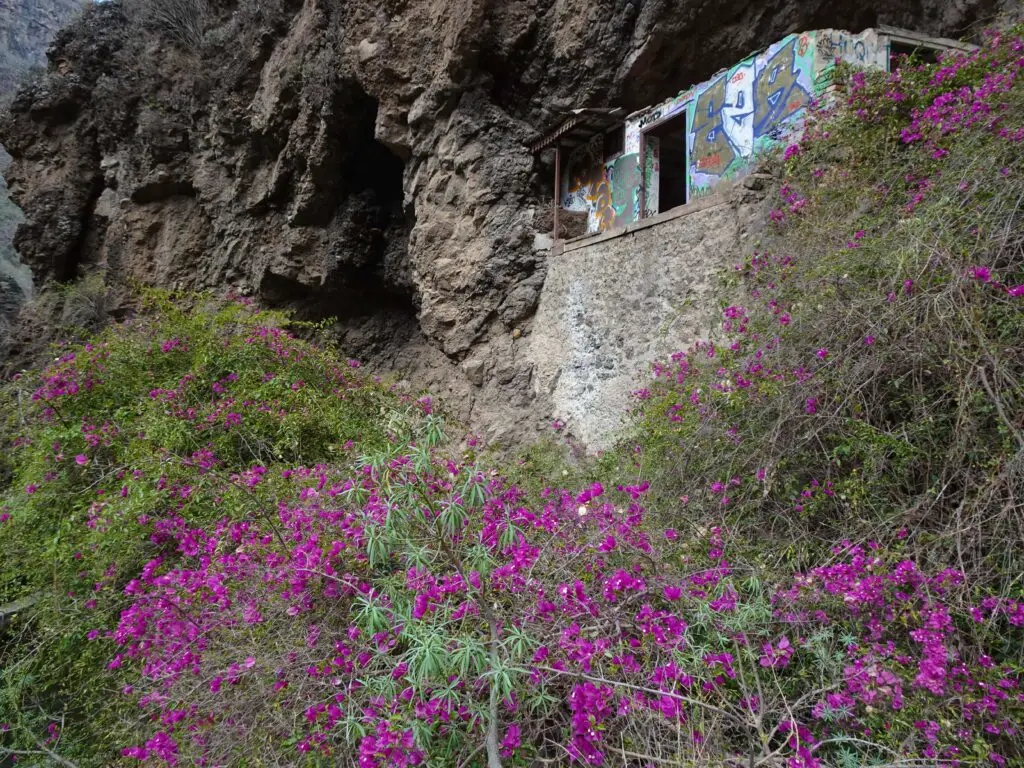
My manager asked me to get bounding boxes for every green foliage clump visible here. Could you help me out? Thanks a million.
[0,293,416,762]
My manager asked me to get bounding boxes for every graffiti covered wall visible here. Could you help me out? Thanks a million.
[688,33,815,195]
[558,27,959,236]
[561,136,641,234]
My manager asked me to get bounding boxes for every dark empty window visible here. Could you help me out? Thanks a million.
[889,41,939,69]
[645,113,688,213]
[603,126,624,161]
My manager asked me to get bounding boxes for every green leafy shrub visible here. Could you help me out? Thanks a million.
[0,292,415,762]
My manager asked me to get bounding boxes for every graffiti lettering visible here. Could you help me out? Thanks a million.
[754,38,810,135]
[608,153,641,207]
[696,152,722,170]
[593,153,641,232]
[816,32,841,58]
[691,74,737,177]
[638,109,663,128]
[723,61,755,157]
[689,36,811,190]
[593,180,615,231]
[817,32,867,63]
[564,150,641,233]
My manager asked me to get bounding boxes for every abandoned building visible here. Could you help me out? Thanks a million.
[531,26,975,242]
[525,25,977,448]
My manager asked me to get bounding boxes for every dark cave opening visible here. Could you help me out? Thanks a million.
[259,88,417,348]
[345,102,406,215]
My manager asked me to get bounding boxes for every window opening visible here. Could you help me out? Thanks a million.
[645,112,688,213]
[889,41,939,69]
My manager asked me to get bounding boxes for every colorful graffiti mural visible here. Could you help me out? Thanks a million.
[689,35,813,191]
[690,70,739,177]
[562,137,640,233]
[607,153,641,226]
[755,38,812,135]
[554,27,962,236]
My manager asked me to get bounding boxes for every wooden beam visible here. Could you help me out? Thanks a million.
[553,144,562,241]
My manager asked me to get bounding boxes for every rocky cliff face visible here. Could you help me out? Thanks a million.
[0,0,81,318]
[0,0,1002,445]
[0,149,32,318]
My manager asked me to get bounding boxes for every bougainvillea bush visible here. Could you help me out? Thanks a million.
[1,26,1023,768]
[0,294,413,762]
[616,26,1024,764]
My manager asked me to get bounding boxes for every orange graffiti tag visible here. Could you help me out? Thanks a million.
[592,180,616,232]
[730,71,745,83]
[797,35,809,57]
[697,153,723,170]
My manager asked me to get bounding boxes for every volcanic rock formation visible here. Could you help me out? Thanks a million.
[0,0,82,319]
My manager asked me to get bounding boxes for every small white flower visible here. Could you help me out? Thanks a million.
[577,505,587,517]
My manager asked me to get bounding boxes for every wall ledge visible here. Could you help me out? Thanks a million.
[559,192,732,254]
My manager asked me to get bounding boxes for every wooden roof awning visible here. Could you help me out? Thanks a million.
[529,107,626,153]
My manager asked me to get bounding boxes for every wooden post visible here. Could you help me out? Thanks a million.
[553,144,561,241]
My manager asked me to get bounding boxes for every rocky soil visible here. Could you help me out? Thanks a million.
[0,0,1005,446]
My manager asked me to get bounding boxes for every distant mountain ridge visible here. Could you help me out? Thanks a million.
[0,0,81,101]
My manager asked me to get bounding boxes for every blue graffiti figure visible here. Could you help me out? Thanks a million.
[754,37,811,137]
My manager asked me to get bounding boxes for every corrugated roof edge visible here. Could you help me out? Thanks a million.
[528,107,626,153]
